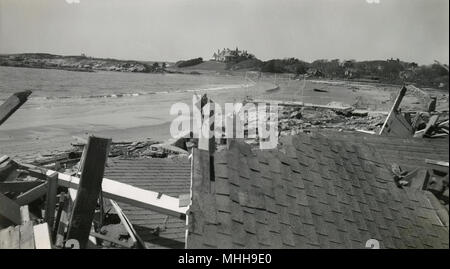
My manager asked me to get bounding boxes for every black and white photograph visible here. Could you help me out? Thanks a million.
[0,0,448,253]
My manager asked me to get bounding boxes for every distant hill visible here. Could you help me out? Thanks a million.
[0,53,163,73]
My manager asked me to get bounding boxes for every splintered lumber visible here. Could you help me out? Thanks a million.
[66,136,110,249]
[0,90,32,126]
[0,180,45,193]
[33,223,52,249]
[44,173,58,230]
[14,182,48,206]
[0,192,21,226]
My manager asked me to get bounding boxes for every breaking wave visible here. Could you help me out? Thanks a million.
[24,83,253,101]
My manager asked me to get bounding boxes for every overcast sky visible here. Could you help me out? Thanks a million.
[0,0,448,64]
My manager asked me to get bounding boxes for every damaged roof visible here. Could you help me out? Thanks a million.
[187,132,449,249]
[104,157,191,249]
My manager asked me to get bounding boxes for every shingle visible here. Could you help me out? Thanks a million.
[255,221,271,246]
[216,210,232,235]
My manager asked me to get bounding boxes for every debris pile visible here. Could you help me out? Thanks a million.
[278,105,385,136]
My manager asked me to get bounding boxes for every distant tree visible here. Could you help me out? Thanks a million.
[294,63,308,75]
[152,62,160,68]
[161,62,166,69]
[176,57,203,68]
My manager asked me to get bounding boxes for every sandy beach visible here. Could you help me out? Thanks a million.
[1,66,448,162]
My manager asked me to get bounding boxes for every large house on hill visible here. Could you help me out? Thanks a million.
[212,47,254,63]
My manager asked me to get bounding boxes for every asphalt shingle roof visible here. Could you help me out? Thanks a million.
[104,157,191,249]
[187,133,449,249]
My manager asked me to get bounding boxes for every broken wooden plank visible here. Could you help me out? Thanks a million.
[0,90,32,126]
[19,221,35,249]
[33,223,52,249]
[0,192,21,226]
[45,172,58,230]
[14,182,48,206]
[0,180,44,193]
[425,159,449,167]
[66,136,111,249]
[0,155,9,165]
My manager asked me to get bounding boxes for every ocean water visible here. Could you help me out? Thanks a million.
[0,66,261,159]
[0,66,247,100]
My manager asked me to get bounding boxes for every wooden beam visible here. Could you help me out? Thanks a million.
[0,90,32,126]
[45,172,58,230]
[33,223,52,249]
[66,136,111,249]
[19,163,187,218]
[0,180,44,193]
[14,182,48,206]
[67,188,98,247]
[0,192,21,226]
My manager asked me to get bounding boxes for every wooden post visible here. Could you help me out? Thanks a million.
[208,100,216,183]
[20,206,30,224]
[0,90,32,126]
[45,172,58,230]
[66,136,111,249]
